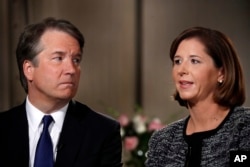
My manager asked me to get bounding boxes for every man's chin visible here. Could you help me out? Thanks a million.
[58,93,76,101]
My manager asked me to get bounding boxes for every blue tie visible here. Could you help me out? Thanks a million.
[34,115,54,167]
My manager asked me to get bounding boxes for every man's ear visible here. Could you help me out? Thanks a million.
[23,60,35,81]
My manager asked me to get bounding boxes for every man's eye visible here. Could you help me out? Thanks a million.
[73,58,81,64]
[53,57,63,61]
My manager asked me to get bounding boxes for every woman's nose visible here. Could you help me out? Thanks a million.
[178,63,189,76]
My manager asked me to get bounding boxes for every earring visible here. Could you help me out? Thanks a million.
[218,79,223,83]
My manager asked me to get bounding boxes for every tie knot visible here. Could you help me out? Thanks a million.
[42,115,54,129]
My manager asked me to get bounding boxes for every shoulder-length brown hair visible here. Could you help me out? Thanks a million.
[170,27,245,108]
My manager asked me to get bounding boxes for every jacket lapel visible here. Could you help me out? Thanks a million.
[55,100,89,166]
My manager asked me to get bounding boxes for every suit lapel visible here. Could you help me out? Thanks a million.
[55,100,89,166]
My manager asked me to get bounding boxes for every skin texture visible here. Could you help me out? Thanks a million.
[172,38,223,105]
[23,30,82,113]
[172,37,229,133]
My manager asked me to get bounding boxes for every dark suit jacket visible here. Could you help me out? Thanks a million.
[0,100,123,167]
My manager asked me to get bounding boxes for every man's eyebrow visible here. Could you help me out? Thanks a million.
[51,51,66,55]
[75,52,82,57]
[51,51,82,56]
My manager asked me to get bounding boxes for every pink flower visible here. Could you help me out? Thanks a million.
[118,114,129,127]
[148,118,164,131]
[124,136,139,151]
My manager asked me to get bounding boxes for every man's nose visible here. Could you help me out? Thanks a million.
[65,59,78,74]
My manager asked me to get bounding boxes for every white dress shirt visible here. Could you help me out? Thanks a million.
[26,96,67,167]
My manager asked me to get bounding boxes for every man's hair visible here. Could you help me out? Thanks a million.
[170,27,245,108]
[16,17,85,93]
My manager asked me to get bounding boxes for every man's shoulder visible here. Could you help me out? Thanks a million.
[0,103,25,118]
[0,103,26,130]
[70,100,119,126]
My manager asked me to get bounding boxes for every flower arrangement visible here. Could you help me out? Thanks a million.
[117,108,165,167]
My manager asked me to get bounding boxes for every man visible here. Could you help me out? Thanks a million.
[0,17,122,167]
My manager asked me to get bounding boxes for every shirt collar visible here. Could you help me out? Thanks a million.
[26,96,68,131]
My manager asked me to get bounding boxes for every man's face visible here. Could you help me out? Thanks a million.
[25,30,82,104]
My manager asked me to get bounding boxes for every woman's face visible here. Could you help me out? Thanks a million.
[172,38,223,105]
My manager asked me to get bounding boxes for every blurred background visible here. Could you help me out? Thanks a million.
[0,0,250,123]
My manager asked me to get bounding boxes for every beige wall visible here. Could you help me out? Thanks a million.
[1,0,249,123]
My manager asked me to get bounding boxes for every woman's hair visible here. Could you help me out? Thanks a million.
[170,27,245,108]
[16,17,85,93]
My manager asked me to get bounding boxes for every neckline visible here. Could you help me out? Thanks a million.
[183,107,233,141]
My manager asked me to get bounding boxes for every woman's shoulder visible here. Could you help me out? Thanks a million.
[162,117,187,132]
[227,106,250,131]
[233,106,250,113]
[228,106,250,149]
[149,117,188,143]
[231,106,250,120]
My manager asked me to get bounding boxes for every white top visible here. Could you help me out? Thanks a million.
[26,96,67,167]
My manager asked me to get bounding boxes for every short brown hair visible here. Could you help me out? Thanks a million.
[170,27,245,108]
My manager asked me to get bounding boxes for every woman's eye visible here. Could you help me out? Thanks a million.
[173,59,182,65]
[191,59,200,64]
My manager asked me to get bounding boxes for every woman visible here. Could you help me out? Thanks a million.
[145,27,250,166]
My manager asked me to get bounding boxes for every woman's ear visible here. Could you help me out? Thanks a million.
[217,67,224,83]
[23,60,35,81]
